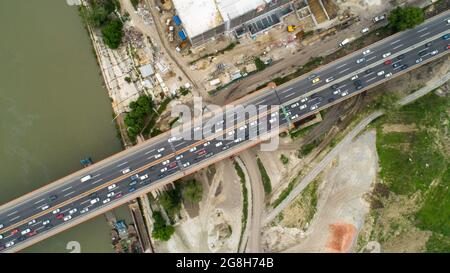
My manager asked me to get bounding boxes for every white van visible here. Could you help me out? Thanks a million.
[339,38,350,47]
[80,175,92,183]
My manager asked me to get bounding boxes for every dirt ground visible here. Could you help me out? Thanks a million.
[262,130,378,252]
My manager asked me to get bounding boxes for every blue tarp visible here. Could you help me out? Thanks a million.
[178,29,187,41]
[173,15,181,26]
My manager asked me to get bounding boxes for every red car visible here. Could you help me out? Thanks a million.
[56,213,64,220]
[115,193,123,199]
[384,59,392,65]
[197,149,206,156]
[27,230,37,237]
[10,229,19,235]
[447,44,450,50]
[168,162,177,169]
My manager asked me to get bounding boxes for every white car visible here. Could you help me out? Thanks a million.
[168,136,178,143]
[234,138,242,143]
[157,147,165,153]
[333,89,341,95]
[161,167,167,173]
[300,97,308,103]
[291,102,300,108]
[154,153,161,159]
[361,27,369,34]
[362,49,371,56]
[351,74,359,80]
[41,205,49,211]
[325,77,334,83]
[176,155,184,160]
[52,208,60,214]
[215,142,223,147]
[430,50,438,56]
[102,198,111,204]
[227,131,234,136]
[107,192,115,198]
[108,184,116,191]
[250,121,257,127]
[28,219,36,225]
[299,104,307,110]
[63,215,72,222]
[385,72,393,78]
[356,58,365,64]
[310,105,318,111]
[90,198,100,205]
[291,114,299,119]
[193,126,201,132]
[42,220,50,225]
[189,147,197,152]
[377,70,385,76]
[271,112,278,117]
[203,141,211,147]
[239,125,247,130]
[215,127,223,132]
[416,58,423,63]
[162,160,170,166]
[382,52,391,58]
[183,162,190,168]
[5,241,14,248]
[269,118,277,124]
[140,174,149,180]
[80,207,89,214]
[0,224,3,229]
[0,234,2,240]
[21,228,31,235]
[69,208,77,215]
[121,168,130,174]
[341,90,349,97]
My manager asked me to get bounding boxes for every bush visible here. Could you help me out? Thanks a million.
[182,179,203,203]
[158,187,182,219]
[388,6,424,32]
[151,211,175,241]
[101,19,124,49]
[254,57,267,71]
[280,154,289,165]
[256,158,272,194]
[124,95,154,141]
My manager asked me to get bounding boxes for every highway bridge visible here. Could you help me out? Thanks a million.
[1,11,449,252]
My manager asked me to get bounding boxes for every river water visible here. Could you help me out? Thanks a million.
[0,0,123,252]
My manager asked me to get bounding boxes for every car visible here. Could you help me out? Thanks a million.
[385,72,393,78]
[239,125,247,130]
[129,180,138,187]
[129,187,136,193]
[425,42,432,47]
[447,18,450,24]
[28,219,36,225]
[183,162,190,168]
[102,198,111,204]
[356,58,365,64]
[27,230,37,237]
[269,118,277,124]
[400,64,408,70]
[10,229,19,235]
[291,114,300,119]
[300,97,308,103]
[331,84,339,90]
[189,147,198,153]
[341,91,349,97]
[397,54,405,60]
[108,184,116,191]
[56,213,64,220]
[80,208,89,214]
[291,102,300,108]
[5,241,14,248]
[176,154,184,160]
[90,198,100,205]
[193,126,201,132]
[393,62,401,68]
[130,174,139,181]
[52,208,60,214]
[41,205,50,211]
[160,167,167,173]
[154,153,161,159]
[447,44,450,50]
[365,68,373,74]
[168,136,179,143]
[49,195,58,201]
[215,142,223,147]
[382,52,391,58]
[162,159,170,166]
[250,121,257,126]
[310,105,318,111]
[354,79,363,88]
[0,224,3,229]
[270,112,277,117]
[115,193,123,199]
[384,59,392,65]
[442,34,449,40]
[0,234,3,240]
[377,70,385,76]
[307,74,318,80]
[351,74,359,80]
[121,168,130,174]
[430,50,438,56]
[415,58,423,63]
[42,220,51,225]
[325,77,334,83]
[372,14,386,23]
[197,149,207,156]
[203,141,211,147]
[311,77,320,84]
[419,50,428,56]
[234,138,242,143]
[333,89,341,95]
[361,27,369,34]
[107,192,115,198]
[80,175,92,183]
[63,215,72,222]
[157,147,165,153]
[215,127,223,132]
[362,49,371,55]
[299,104,307,110]
[168,162,177,169]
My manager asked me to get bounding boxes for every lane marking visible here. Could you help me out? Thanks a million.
[63,191,76,198]
[9,216,20,222]
[339,68,350,74]
[336,63,347,69]
[61,186,72,192]
[367,56,377,62]
[284,92,296,98]
[80,200,91,205]
[92,179,103,185]
[367,77,377,82]
[393,44,404,50]
[390,39,401,45]
[116,161,128,168]
[419,32,430,38]
[280,87,293,94]
[144,149,155,155]
[92,174,101,179]
[417,27,428,33]
[33,199,45,205]
[7,211,18,217]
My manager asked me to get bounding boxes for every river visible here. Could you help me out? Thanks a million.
[0,0,124,252]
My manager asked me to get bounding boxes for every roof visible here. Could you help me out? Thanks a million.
[139,64,154,78]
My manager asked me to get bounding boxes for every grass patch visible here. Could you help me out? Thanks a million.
[272,179,295,208]
[256,158,272,194]
[289,123,319,139]
[280,154,289,165]
[234,161,248,251]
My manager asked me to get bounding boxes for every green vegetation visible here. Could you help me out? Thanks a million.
[298,141,317,157]
[151,211,175,241]
[158,185,182,220]
[254,57,267,71]
[179,86,190,96]
[289,123,319,139]
[130,0,140,10]
[256,158,272,194]
[234,161,248,250]
[283,179,319,228]
[124,95,154,141]
[124,76,131,83]
[182,179,203,203]
[272,179,295,208]
[388,6,425,32]
[280,154,289,165]
[101,19,124,49]
[425,233,450,252]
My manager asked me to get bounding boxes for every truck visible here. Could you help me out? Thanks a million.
[339,38,350,47]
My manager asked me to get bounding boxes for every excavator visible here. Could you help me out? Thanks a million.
[287,25,299,32]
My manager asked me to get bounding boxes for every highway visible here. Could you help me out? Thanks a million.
[0,11,449,252]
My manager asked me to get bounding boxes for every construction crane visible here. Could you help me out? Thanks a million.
[287,25,299,32]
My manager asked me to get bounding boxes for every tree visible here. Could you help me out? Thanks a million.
[158,188,182,219]
[88,6,109,27]
[182,179,203,203]
[151,211,175,241]
[101,19,123,49]
[388,6,424,32]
